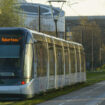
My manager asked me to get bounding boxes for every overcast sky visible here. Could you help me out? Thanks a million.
[26,0,105,16]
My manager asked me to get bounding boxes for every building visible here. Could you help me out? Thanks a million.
[18,0,26,3]
[65,16,105,40]
[16,1,65,38]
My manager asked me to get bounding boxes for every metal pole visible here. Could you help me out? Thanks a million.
[54,19,58,37]
[100,36,102,66]
[92,31,94,71]
[81,30,83,44]
[64,25,66,40]
[48,0,66,38]
[38,5,41,32]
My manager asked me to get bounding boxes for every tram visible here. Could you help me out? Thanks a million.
[0,27,86,99]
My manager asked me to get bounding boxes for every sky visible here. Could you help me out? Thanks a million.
[26,0,105,16]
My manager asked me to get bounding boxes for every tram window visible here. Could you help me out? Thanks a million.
[76,49,80,72]
[56,46,64,75]
[49,44,55,75]
[64,48,69,74]
[70,48,75,73]
[34,41,47,76]
[0,45,21,79]
[0,45,20,58]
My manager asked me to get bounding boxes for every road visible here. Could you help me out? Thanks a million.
[37,81,105,105]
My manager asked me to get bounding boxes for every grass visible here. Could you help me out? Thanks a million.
[1,71,105,105]
[87,71,105,84]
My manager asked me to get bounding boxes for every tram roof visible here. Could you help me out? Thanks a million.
[0,27,82,47]
[29,29,82,47]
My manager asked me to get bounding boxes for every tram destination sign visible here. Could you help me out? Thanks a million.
[0,35,22,43]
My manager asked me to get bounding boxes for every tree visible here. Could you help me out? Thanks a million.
[0,0,24,27]
[71,18,102,70]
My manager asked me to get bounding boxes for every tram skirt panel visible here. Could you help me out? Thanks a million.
[81,72,85,82]
[56,75,64,88]
[65,75,70,86]
[77,72,81,83]
[48,75,55,89]
[70,73,76,85]
[37,77,47,93]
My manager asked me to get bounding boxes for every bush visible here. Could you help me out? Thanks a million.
[96,64,105,72]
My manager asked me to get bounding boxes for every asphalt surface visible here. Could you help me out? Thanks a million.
[37,81,105,105]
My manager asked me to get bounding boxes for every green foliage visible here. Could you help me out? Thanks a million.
[71,18,102,69]
[86,71,105,83]
[96,64,105,72]
[101,64,105,69]
[0,0,25,27]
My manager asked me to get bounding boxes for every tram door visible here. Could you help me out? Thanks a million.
[76,48,81,82]
[56,46,64,87]
[70,48,76,84]
[34,41,48,92]
[64,48,69,85]
[49,44,55,89]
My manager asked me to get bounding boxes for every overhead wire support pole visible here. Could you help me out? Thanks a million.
[49,1,54,20]
[57,1,65,20]
[48,0,66,38]
[38,5,41,32]
[92,31,94,71]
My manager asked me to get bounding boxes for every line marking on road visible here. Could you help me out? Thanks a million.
[59,103,65,105]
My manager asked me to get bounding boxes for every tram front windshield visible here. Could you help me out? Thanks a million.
[0,31,24,85]
[0,45,20,73]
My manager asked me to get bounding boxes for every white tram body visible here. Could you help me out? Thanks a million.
[0,28,86,99]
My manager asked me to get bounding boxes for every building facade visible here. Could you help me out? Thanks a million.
[65,16,105,40]
[16,1,65,38]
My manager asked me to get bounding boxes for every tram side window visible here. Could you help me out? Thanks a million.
[76,48,80,72]
[49,44,55,75]
[34,41,47,76]
[64,48,69,74]
[56,46,64,75]
[70,48,75,73]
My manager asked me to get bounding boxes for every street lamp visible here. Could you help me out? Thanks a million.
[48,0,66,37]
